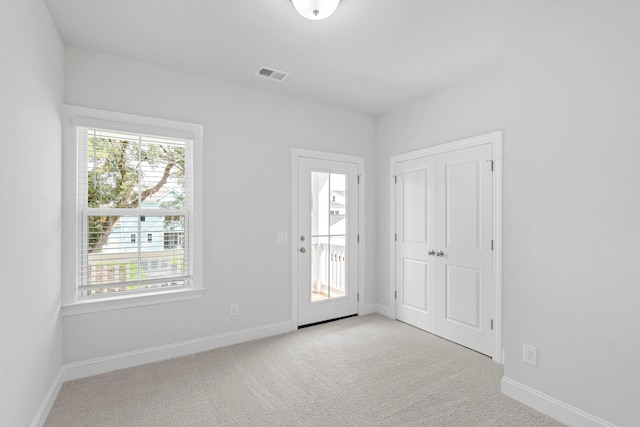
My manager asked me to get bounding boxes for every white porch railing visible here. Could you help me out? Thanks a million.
[311,242,346,298]
[83,249,185,295]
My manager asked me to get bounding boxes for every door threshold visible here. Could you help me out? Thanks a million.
[298,314,358,329]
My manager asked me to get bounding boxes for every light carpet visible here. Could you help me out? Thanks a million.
[45,314,564,426]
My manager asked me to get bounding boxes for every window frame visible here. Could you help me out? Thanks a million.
[62,105,204,316]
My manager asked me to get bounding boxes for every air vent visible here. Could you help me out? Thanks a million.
[255,67,289,82]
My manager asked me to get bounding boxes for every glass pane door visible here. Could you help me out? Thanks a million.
[310,172,347,302]
[296,154,359,326]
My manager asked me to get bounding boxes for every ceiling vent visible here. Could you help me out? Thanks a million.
[255,67,289,82]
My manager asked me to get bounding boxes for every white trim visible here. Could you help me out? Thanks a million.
[68,108,201,140]
[292,148,367,165]
[388,171,397,320]
[501,377,616,427]
[64,321,292,381]
[290,148,365,328]
[30,368,64,427]
[491,133,503,362]
[61,105,204,312]
[61,288,205,316]
[362,303,378,315]
[290,150,298,330]
[363,303,393,318]
[390,131,500,163]
[388,131,503,363]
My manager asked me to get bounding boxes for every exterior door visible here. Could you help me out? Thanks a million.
[297,157,359,326]
[395,143,494,356]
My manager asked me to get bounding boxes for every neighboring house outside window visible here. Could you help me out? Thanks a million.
[61,106,203,314]
[329,190,346,230]
[164,231,184,249]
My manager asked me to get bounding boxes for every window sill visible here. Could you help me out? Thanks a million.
[61,288,205,316]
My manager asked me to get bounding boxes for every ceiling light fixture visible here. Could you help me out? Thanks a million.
[291,0,341,20]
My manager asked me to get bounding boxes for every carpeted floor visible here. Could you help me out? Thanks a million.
[45,314,564,426]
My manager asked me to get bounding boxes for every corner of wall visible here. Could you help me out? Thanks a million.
[30,369,65,427]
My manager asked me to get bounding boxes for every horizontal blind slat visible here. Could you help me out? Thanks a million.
[78,283,192,300]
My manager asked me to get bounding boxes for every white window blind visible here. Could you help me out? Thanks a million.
[76,126,193,299]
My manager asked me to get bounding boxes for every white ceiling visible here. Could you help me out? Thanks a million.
[44,0,551,116]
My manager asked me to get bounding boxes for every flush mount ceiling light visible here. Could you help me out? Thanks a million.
[291,0,341,20]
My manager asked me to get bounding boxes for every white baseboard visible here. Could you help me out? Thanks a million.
[362,303,378,315]
[31,367,64,427]
[501,377,616,427]
[368,303,393,318]
[64,321,292,381]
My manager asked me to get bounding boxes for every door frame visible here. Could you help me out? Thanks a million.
[291,148,365,330]
[389,131,503,362]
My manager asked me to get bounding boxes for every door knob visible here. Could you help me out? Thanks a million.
[299,247,306,253]
[428,250,436,256]
[436,250,444,257]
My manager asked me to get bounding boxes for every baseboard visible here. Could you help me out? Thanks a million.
[366,303,393,318]
[362,303,378,315]
[501,377,616,427]
[31,367,64,427]
[64,321,292,381]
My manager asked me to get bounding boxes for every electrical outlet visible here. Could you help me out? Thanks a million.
[230,303,239,316]
[523,344,537,366]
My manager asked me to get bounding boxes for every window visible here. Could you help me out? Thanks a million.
[62,106,203,313]
[164,231,183,249]
[80,127,190,297]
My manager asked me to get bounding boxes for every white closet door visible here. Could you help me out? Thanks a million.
[394,143,494,357]
[435,144,493,356]
[395,156,437,333]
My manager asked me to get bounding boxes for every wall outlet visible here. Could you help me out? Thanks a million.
[230,303,239,316]
[523,344,538,366]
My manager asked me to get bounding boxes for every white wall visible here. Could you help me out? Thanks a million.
[62,47,376,364]
[377,1,640,425]
[502,1,640,425]
[0,0,64,425]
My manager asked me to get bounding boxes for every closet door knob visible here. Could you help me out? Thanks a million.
[428,250,436,256]
[436,250,444,257]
